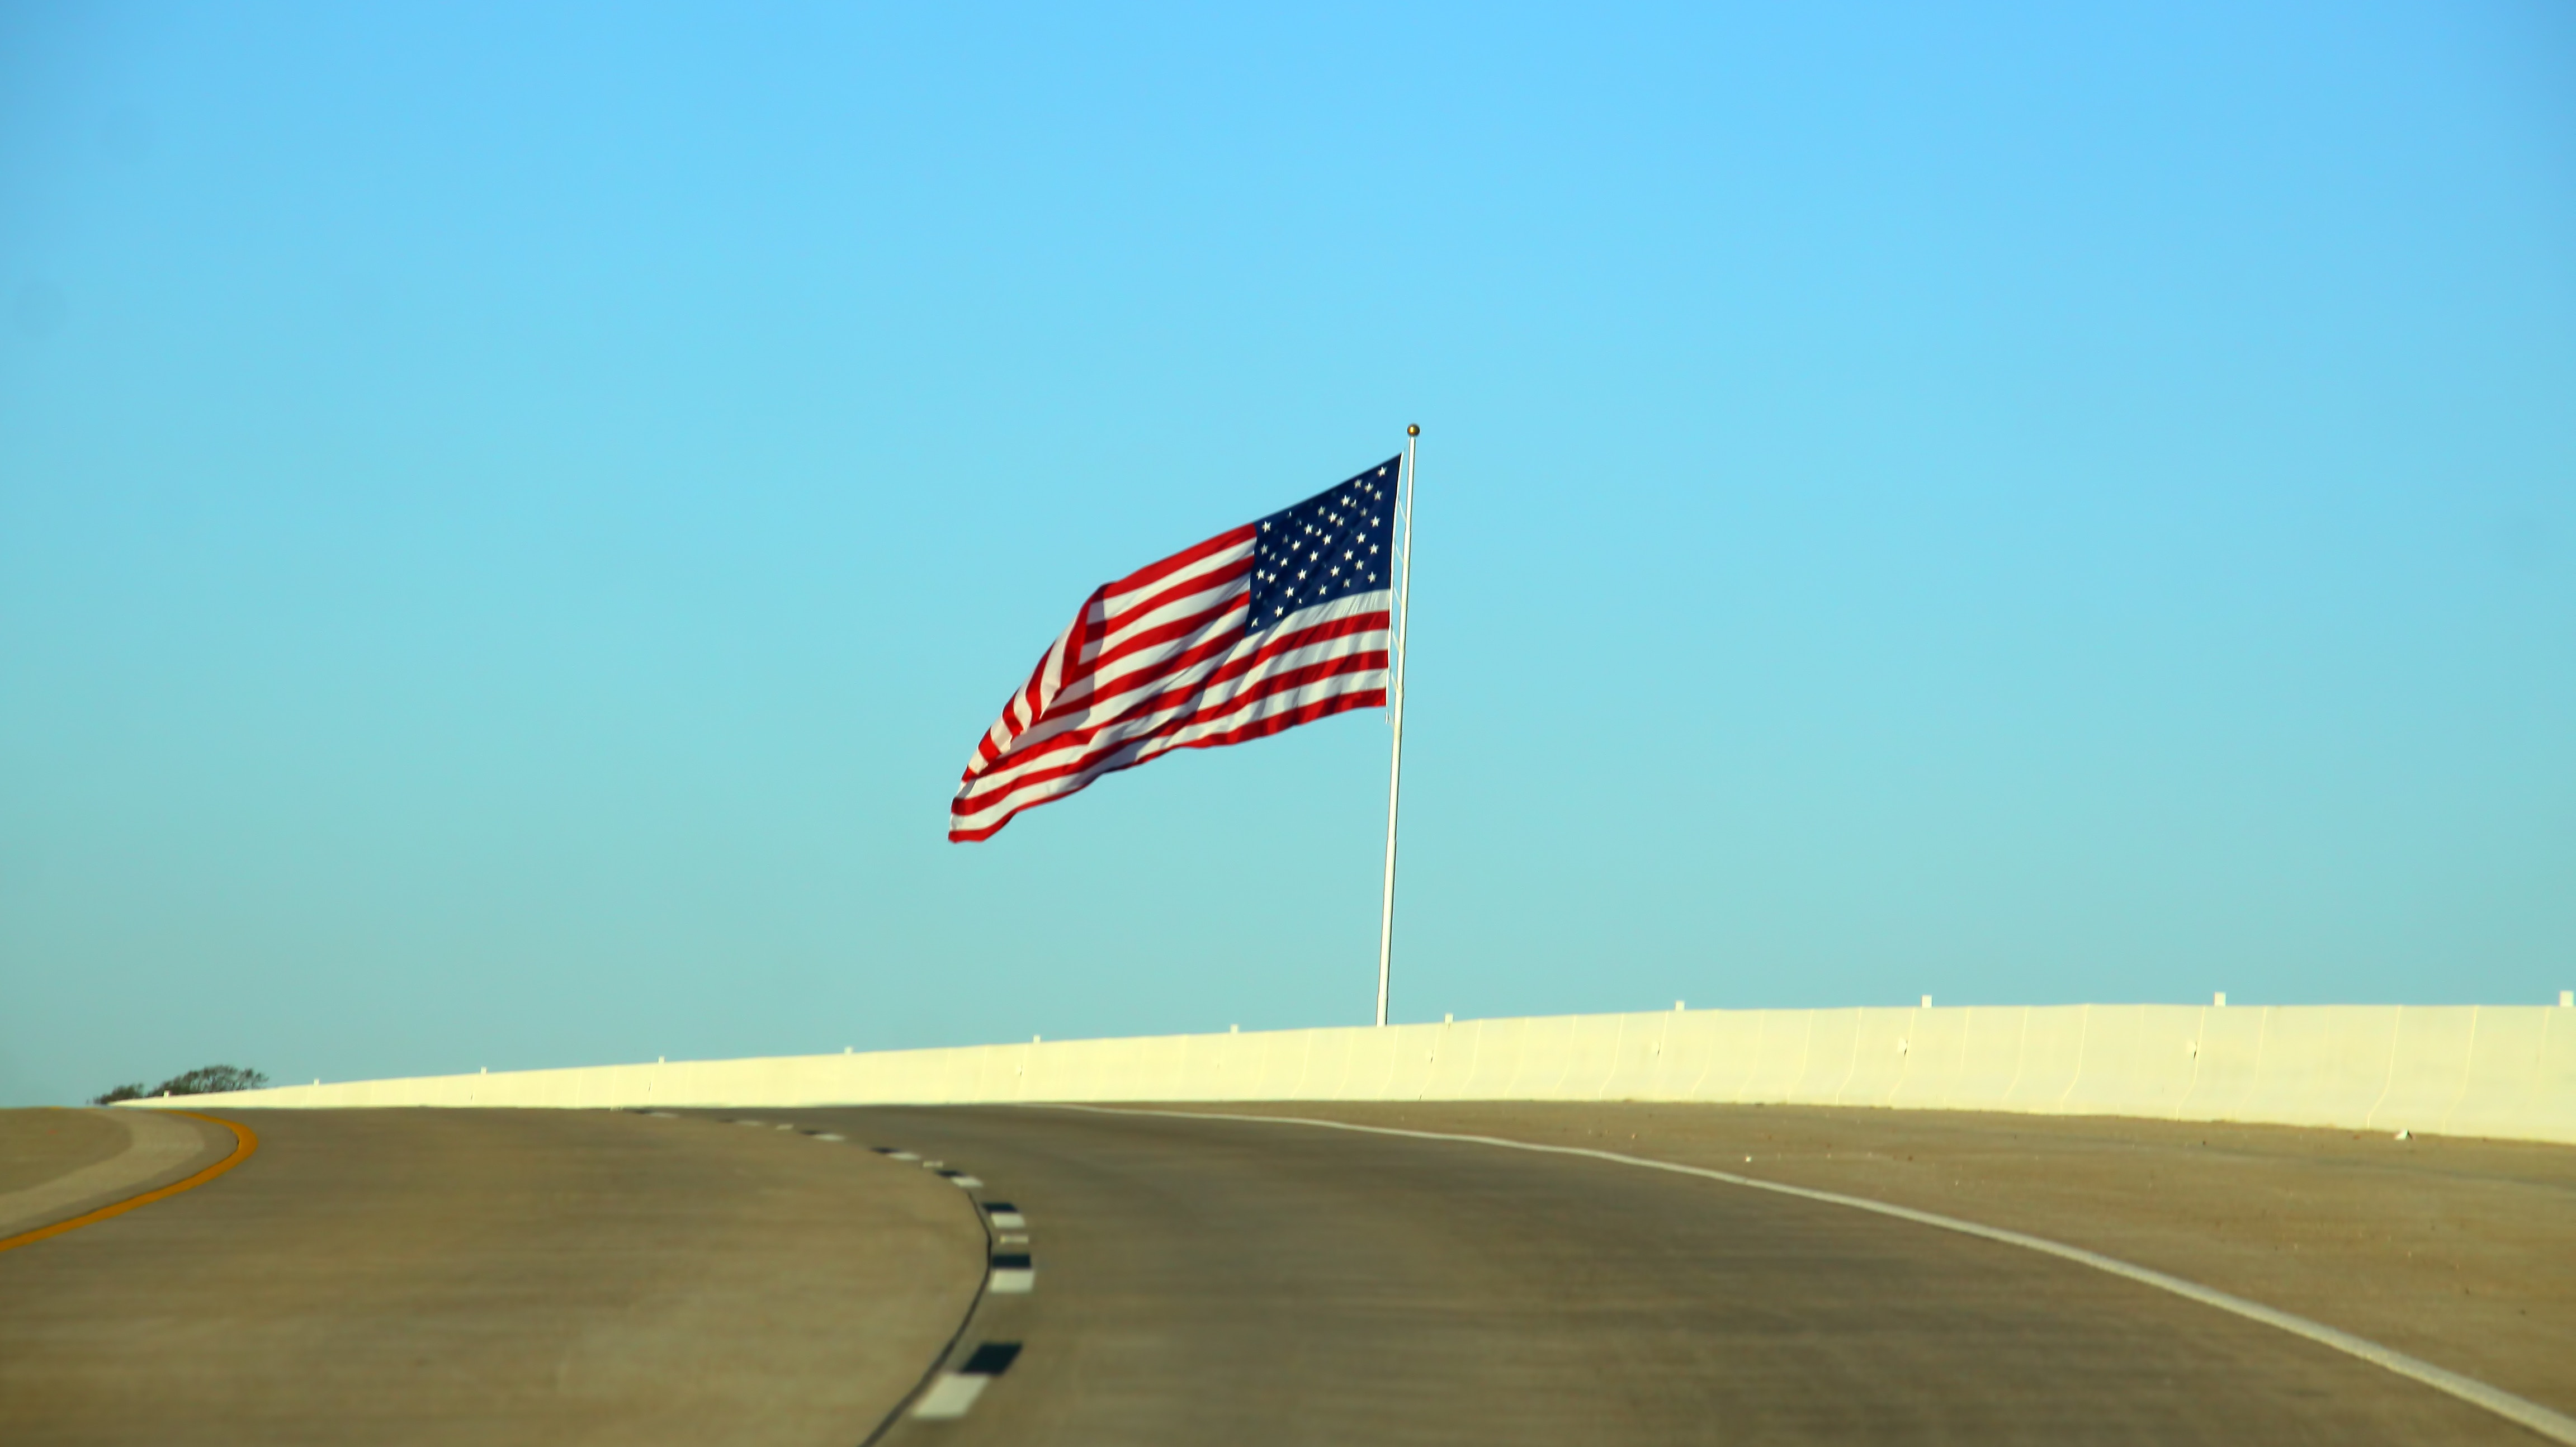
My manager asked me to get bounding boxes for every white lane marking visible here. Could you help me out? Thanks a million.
[920,1160,946,1170]
[811,1132,846,1142]
[646,1111,677,1119]
[732,1119,767,1127]
[1048,1105,2576,1447]
[987,1268,1036,1294]
[773,1123,796,1132]
[948,1174,985,1188]
[911,1342,1023,1420]
[911,1373,990,1419]
[996,1232,1029,1246]
[880,1150,920,1161]
[988,1210,1028,1230]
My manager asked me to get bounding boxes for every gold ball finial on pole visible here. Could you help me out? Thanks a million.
[1407,424,1420,437]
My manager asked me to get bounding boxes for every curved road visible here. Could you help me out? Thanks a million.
[3,1103,2551,1444]
[0,1108,982,1446]
[820,1104,2530,1446]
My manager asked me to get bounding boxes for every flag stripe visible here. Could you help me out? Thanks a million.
[951,462,1398,841]
[954,597,1387,816]
[954,639,1387,822]
[950,654,1387,840]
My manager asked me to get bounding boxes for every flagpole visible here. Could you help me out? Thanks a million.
[1376,424,1419,1028]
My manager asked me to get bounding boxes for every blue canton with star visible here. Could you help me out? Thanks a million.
[1248,456,1401,633]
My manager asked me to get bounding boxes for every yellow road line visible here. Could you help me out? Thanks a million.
[0,1113,260,1255]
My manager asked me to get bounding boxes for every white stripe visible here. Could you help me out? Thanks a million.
[959,663,1387,832]
[952,594,1387,825]
[971,593,1255,772]
[958,644,1252,804]
[985,575,1376,773]
[1043,1104,2576,1446]
[1095,587,1250,667]
[1097,541,1255,646]
[1033,599,1251,734]
[950,654,1386,833]
[1099,535,1254,613]
[987,1268,1036,1294]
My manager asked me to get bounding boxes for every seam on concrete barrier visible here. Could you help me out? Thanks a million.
[1050,1104,2576,1446]
[1684,1015,1718,1100]
[2174,1006,2206,1120]
[2364,1008,2404,1129]
[2438,1007,2483,1136]
[2054,1004,2090,1114]
[2001,1006,2030,1105]
[0,1113,259,1255]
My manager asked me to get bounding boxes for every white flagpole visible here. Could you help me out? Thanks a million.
[1376,424,1419,1028]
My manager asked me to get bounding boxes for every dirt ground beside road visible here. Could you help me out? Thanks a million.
[1161,1100,2576,1417]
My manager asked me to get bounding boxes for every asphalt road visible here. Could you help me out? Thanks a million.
[4,1103,2553,1444]
[809,1104,2532,1446]
[0,1109,984,1447]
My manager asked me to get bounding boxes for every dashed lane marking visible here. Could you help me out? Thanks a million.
[987,1252,1036,1294]
[911,1342,1023,1420]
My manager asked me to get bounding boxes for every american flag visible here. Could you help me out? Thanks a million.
[950,457,1403,841]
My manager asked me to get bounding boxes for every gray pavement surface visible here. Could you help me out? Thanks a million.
[6,1102,2559,1444]
[1188,1099,2576,1419]
[814,1104,2535,1446]
[0,1108,985,1446]
[0,1110,135,1194]
[0,1109,234,1240]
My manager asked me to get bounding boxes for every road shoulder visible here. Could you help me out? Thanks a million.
[0,1109,234,1241]
[1144,1100,2576,1417]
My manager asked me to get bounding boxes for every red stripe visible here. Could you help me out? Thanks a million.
[1086,587,1251,679]
[981,587,1105,768]
[947,685,1386,841]
[1029,551,1251,709]
[1105,554,1252,628]
[953,648,1387,817]
[1104,524,1257,598]
[958,611,1387,791]
[965,614,1256,783]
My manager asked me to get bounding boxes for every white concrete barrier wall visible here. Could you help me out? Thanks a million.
[134,1004,2576,1146]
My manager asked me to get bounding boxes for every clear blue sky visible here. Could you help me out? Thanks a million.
[3,4,2570,1105]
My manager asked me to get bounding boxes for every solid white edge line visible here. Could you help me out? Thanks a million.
[1043,1104,2576,1446]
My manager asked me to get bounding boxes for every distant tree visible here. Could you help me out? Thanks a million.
[147,1065,270,1098]
[90,1082,148,1105]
